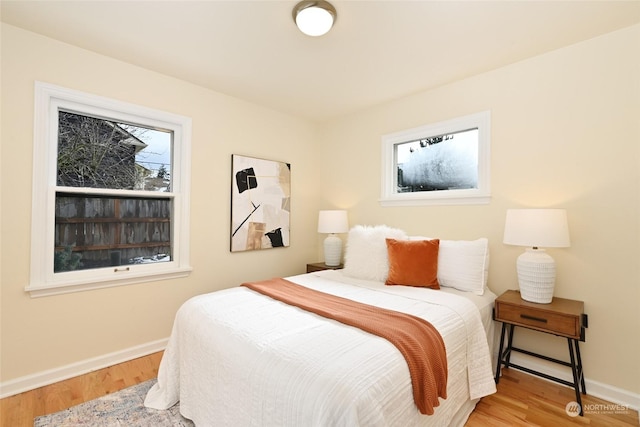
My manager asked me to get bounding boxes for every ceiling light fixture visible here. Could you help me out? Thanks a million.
[292,0,337,37]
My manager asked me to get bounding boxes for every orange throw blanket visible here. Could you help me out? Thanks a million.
[241,278,448,415]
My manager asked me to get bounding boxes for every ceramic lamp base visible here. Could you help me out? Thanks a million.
[517,248,556,304]
[323,234,343,266]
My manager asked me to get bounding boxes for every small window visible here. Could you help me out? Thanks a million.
[380,111,491,206]
[28,82,192,297]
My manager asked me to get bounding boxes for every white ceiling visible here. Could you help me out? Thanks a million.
[2,1,639,122]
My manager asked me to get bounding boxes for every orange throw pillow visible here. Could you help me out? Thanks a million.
[385,238,440,289]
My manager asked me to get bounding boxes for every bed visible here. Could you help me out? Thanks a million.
[145,226,498,426]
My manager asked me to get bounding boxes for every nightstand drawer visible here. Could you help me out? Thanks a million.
[496,303,580,338]
[306,262,343,273]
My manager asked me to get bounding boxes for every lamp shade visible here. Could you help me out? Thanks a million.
[293,0,337,37]
[317,210,349,234]
[503,209,570,248]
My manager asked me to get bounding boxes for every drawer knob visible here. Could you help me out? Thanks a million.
[520,313,548,323]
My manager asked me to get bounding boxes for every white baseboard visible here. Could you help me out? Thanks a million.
[508,353,640,411]
[0,338,168,399]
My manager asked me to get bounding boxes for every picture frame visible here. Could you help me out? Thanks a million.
[231,154,291,252]
[380,111,491,206]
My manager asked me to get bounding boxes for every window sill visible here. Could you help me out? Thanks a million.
[25,266,193,298]
[379,194,491,207]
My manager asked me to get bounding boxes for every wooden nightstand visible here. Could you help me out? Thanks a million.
[306,262,343,273]
[494,290,588,415]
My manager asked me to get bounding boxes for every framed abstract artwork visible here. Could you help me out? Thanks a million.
[231,154,291,252]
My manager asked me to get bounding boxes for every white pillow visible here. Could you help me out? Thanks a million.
[343,225,407,282]
[410,236,489,295]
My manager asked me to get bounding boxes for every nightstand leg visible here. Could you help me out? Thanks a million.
[505,324,515,366]
[568,339,584,416]
[495,322,507,383]
[574,340,586,394]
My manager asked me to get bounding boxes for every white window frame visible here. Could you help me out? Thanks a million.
[27,82,192,297]
[380,111,491,206]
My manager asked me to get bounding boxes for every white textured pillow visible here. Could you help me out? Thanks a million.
[410,236,489,295]
[343,225,408,282]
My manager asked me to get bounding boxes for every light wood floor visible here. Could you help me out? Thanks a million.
[469,369,639,426]
[1,351,638,427]
[0,352,162,427]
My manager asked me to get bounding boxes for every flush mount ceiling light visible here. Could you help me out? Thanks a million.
[292,0,337,37]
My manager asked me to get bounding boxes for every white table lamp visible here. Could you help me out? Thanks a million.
[317,210,349,266]
[503,209,570,303]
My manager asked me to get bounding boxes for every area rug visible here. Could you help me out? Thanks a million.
[34,379,194,426]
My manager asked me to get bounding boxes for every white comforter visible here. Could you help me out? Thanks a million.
[145,270,497,426]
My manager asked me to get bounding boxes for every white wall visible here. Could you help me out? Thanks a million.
[318,25,640,397]
[0,23,320,385]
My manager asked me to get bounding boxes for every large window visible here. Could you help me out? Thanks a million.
[28,82,192,297]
